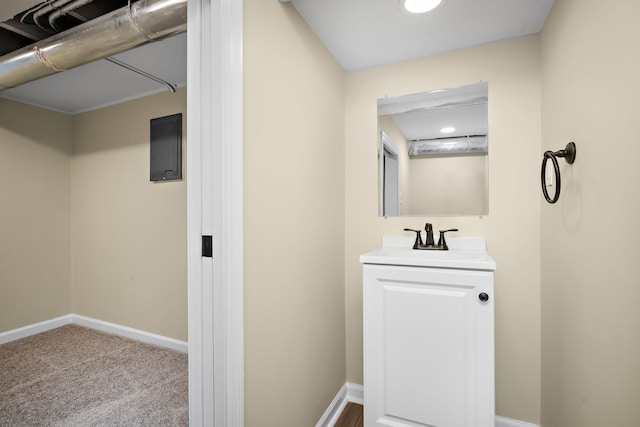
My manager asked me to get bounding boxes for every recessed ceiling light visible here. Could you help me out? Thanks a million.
[401,0,443,14]
[440,126,456,134]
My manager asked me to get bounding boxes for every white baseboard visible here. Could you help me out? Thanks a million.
[316,383,348,427]
[495,415,539,427]
[346,382,364,405]
[0,314,73,345]
[316,382,366,427]
[0,314,187,353]
[72,314,188,353]
[328,383,539,427]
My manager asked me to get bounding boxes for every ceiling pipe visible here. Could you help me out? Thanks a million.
[0,0,186,90]
[33,0,77,31]
[49,0,95,32]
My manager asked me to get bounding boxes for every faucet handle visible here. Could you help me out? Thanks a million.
[403,228,424,248]
[437,229,459,249]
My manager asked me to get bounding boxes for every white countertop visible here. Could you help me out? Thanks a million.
[359,236,496,271]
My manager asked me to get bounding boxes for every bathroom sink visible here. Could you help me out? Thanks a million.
[360,236,496,271]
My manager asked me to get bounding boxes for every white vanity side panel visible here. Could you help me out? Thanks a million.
[363,264,494,427]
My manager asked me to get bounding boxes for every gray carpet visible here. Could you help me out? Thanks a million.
[0,324,188,426]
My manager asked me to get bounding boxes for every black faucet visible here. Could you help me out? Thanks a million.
[424,223,435,246]
[403,223,458,251]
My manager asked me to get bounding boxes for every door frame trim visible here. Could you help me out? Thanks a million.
[379,130,401,216]
[187,0,244,425]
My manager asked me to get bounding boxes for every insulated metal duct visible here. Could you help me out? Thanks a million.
[408,135,488,157]
[0,0,186,90]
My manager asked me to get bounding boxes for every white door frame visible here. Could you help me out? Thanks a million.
[187,0,244,426]
[379,131,400,216]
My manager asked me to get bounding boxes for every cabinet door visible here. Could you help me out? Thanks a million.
[363,264,494,427]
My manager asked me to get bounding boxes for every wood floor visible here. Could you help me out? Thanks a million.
[334,403,363,427]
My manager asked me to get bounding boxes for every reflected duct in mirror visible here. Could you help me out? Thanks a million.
[378,81,489,217]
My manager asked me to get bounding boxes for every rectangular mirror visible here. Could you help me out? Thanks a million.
[378,81,488,217]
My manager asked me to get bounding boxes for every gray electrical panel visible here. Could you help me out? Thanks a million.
[150,113,182,181]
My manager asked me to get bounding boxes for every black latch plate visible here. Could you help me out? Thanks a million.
[202,235,213,258]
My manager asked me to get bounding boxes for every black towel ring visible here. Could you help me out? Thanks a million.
[541,142,576,204]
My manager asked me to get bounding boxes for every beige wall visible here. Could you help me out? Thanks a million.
[345,36,542,423]
[408,154,488,215]
[71,88,187,341]
[540,0,640,425]
[379,112,487,216]
[0,99,72,332]
[244,1,346,426]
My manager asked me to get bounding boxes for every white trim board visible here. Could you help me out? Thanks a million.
[186,0,244,425]
[0,314,187,353]
[315,383,348,427]
[346,382,364,405]
[496,416,539,427]
[324,383,539,427]
[0,315,73,345]
[315,383,365,427]
[73,314,187,353]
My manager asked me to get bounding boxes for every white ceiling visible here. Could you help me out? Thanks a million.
[0,0,553,114]
[285,0,551,142]
[392,102,487,141]
[0,32,186,115]
[379,82,487,141]
[286,0,555,71]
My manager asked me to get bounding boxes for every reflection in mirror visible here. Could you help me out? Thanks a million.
[378,82,489,217]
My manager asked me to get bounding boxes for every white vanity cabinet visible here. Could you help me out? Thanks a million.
[361,237,496,427]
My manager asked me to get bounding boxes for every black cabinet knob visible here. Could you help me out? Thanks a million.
[479,293,489,302]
